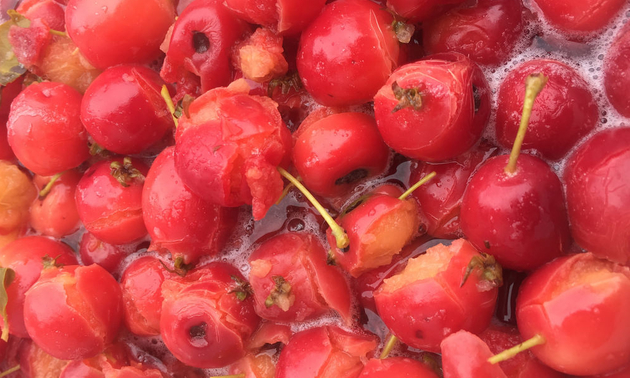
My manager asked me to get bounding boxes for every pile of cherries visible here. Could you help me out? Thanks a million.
[0,0,629,377]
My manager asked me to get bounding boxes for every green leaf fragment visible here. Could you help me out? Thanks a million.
[0,267,16,342]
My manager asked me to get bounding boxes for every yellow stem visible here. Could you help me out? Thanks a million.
[505,74,548,174]
[161,85,178,128]
[49,29,67,37]
[276,178,299,205]
[39,172,65,198]
[380,334,398,359]
[0,365,20,378]
[488,334,546,364]
[399,171,436,200]
[277,167,349,249]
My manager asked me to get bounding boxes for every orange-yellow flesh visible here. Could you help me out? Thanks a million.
[357,202,418,274]
[382,243,455,294]
[317,350,362,378]
[552,258,626,298]
[250,353,276,378]
[38,36,101,93]
[0,161,37,233]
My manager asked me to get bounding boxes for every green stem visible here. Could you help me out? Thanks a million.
[380,334,398,359]
[0,365,20,378]
[161,85,178,128]
[399,171,436,200]
[488,334,546,364]
[39,172,65,199]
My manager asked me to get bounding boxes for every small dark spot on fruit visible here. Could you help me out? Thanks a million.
[192,31,210,53]
[472,84,481,113]
[418,223,427,235]
[335,169,368,186]
[415,330,424,339]
[189,322,207,340]
[484,240,491,249]
[341,245,350,253]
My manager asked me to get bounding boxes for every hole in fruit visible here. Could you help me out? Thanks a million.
[335,169,368,186]
[472,84,481,113]
[188,322,207,340]
[192,31,210,53]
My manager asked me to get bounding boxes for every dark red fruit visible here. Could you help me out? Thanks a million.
[23,264,123,360]
[160,0,249,97]
[160,263,260,368]
[66,0,176,69]
[0,236,77,338]
[564,127,630,265]
[293,112,390,199]
[79,232,138,274]
[81,64,174,155]
[517,253,630,376]
[174,80,291,220]
[276,326,378,378]
[248,232,353,323]
[423,0,524,66]
[143,146,237,265]
[495,59,598,160]
[374,239,499,353]
[605,23,630,118]
[410,142,497,239]
[297,0,400,106]
[75,157,148,245]
[374,52,490,162]
[224,0,327,35]
[460,154,570,271]
[7,81,90,176]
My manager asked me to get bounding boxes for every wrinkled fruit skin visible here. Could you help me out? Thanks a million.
[23,264,123,360]
[224,0,327,35]
[564,127,630,265]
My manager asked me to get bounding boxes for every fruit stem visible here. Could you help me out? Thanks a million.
[488,334,546,364]
[0,365,20,378]
[380,334,398,359]
[392,81,423,113]
[399,171,437,200]
[392,20,415,44]
[161,85,178,128]
[38,171,65,199]
[49,29,67,37]
[505,74,548,175]
[278,167,349,249]
[276,176,300,205]
[110,157,144,187]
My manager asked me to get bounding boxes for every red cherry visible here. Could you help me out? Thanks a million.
[224,0,326,35]
[359,357,440,378]
[423,0,525,66]
[81,64,174,155]
[297,0,400,106]
[441,330,508,378]
[160,0,250,97]
[121,256,173,336]
[293,112,390,199]
[386,0,467,23]
[174,80,291,220]
[327,184,421,277]
[160,263,260,368]
[75,157,148,245]
[605,23,630,118]
[495,59,598,160]
[142,146,238,265]
[79,232,138,274]
[460,154,570,271]
[374,239,500,353]
[7,81,90,176]
[23,264,123,360]
[410,141,497,239]
[374,52,490,161]
[517,253,630,376]
[564,127,630,265]
[30,170,82,238]
[531,0,626,33]
[17,0,66,31]
[0,236,77,338]
[276,326,378,378]
[66,0,175,69]
[248,232,353,323]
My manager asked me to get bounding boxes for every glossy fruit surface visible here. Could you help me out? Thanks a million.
[605,23,630,118]
[564,127,630,264]
[30,170,82,238]
[531,0,625,33]
[66,0,175,69]
[441,330,508,378]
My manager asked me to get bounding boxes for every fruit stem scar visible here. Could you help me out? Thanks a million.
[399,171,437,200]
[488,334,546,364]
[505,74,548,175]
[277,167,350,249]
[161,85,179,128]
[38,171,65,199]
[380,334,398,359]
[392,81,423,113]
